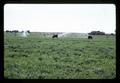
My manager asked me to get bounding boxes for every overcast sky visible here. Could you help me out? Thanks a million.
[4,4,116,33]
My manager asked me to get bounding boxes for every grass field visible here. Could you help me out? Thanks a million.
[4,32,116,79]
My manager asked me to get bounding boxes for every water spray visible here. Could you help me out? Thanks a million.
[21,31,29,37]
[58,32,70,37]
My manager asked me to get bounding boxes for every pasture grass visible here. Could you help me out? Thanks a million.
[4,32,116,79]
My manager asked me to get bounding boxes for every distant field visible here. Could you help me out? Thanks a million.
[4,32,116,79]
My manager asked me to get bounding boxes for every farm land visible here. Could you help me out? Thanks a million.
[4,32,116,79]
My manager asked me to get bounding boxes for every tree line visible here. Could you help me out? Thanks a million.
[5,30,115,36]
[88,31,115,35]
[5,30,30,33]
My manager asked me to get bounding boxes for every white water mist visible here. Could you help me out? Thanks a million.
[58,32,88,38]
[21,31,29,37]
[58,32,70,37]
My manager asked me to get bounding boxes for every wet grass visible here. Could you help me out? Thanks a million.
[4,32,116,79]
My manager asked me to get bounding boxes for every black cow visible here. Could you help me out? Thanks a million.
[52,35,58,38]
[88,35,93,39]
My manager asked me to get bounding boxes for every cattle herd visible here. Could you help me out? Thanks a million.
[52,34,93,39]
[6,30,93,39]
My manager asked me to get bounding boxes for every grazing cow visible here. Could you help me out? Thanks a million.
[88,35,93,39]
[52,34,58,38]
[27,30,30,33]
